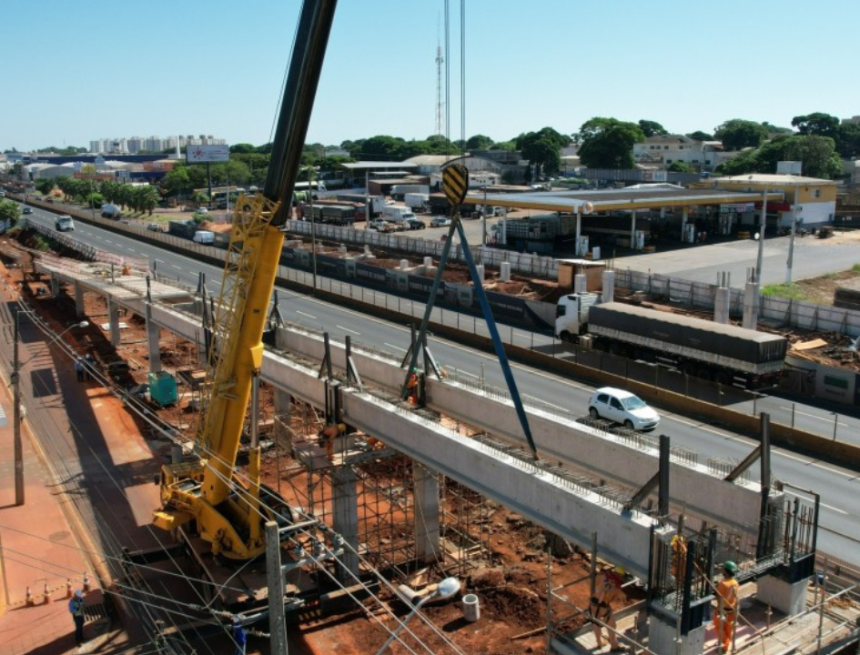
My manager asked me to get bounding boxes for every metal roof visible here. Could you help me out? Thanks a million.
[341,161,418,170]
[465,187,784,213]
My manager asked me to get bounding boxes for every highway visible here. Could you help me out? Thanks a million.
[18,203,860,563]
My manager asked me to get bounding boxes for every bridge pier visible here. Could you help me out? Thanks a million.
[413,462,440,563]
[648,615,706,655]
[108,299,122,347]
[144,302,162,373]
[74,283,85,318]
[332,465,359,581]
[273,389,292,445]
[50,278,59,298]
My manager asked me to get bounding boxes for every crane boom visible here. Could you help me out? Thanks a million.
[154,0,338,560]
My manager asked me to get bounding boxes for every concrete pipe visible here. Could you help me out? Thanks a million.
[462,593,480,622]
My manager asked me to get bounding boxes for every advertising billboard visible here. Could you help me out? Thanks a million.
[186,145,230,163]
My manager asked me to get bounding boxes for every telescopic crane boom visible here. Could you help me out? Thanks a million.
[154,0,338,560]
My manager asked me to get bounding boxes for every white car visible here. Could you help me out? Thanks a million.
[588,387,659,431]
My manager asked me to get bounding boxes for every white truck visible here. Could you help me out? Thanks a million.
[390,184,429,200]
[381,205,417,222]
[101,204,122,219]
[192,230,216,244]
[404,192,429,213]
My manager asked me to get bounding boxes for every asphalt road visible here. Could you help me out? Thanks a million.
[18,203,860,563]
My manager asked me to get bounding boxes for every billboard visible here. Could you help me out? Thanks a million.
[186,145,230,163]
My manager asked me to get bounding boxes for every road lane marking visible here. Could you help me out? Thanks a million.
[171,264,181,270]
[524,394,567,412]
[337,325,360,335]
[296,311,317,320]
[778,406,849,427]
[383,342,407,352]
[154,259,165,264]
[127,248,137,253]
[818,502,848,515]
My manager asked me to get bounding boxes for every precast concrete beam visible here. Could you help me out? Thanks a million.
[339,390,665,579]
[428,381,767,533]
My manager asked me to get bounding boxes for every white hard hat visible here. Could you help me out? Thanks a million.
[75,589,83,598]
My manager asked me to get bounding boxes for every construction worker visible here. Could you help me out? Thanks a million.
[68,588,86,647]
[713,561,740,654]
[232,617,247,655]
[590,566,627,652]
[319,423,345,461]
[74,357,85,383]
[406,368,419,405]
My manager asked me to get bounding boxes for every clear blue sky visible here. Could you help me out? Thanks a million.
[3,0,859,152]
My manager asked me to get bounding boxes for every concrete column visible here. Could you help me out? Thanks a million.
[630,210,637,248]
[108,299,121,347]
[714,287,730,324]
[413,462,440,563]
[50,278,59,297]
[273,389,292,446]
[649,616,706,655]
[574,273,587,293]
[144,302,162,373]
[660,206,666,219]
[756,575,809,617]
[74,283,85,318]
[332,466,359,581]
[681,207,689,242]
[602,270,615,303]
[742,281,760,330]
[575,208,581,244]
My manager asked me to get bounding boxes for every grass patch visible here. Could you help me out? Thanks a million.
[761,283,809,301]
[852,264,860,274]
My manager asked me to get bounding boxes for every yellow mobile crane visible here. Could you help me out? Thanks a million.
[153,0,338,560]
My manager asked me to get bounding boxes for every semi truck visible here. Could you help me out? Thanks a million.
[404,192,429,213]
[390,184,429,200]
[304,202,356,226]
[555,293,787,385]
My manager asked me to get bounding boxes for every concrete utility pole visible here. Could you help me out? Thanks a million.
[265,521,288,655]
[12,310,24,506]
[754,181,768,284]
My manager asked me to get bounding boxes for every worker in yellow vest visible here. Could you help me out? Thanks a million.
[713,561,739,653]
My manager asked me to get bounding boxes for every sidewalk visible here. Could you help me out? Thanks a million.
[0,271,142,654]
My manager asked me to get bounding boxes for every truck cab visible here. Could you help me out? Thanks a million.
[55,215,75,232]
[555,292,599,341]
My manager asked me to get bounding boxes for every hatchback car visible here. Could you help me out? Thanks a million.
[405,218,426,230]
[588,387,659,431]
[22,206,33,214]
[430,216,451,228]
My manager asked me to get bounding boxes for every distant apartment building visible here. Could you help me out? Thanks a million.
[90,134,226,154]
[633,135,730,171]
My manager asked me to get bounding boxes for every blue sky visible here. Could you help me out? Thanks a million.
[3,0,859,152]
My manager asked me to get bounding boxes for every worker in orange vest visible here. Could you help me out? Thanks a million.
[713,561,740,653]
[406,368,420,405]
[319,423,345,460]
[671,534,687,587]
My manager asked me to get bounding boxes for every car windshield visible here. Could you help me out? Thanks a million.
[622,396,646,410]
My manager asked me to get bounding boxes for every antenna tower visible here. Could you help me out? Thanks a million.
[435,29,444,136]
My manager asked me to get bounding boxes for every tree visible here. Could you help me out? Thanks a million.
[35,179,55,195]
[230,143,257,154]
[837,122,860,158]
[134,185,160,215]
[714,119,768,151]
[686,131,713,141]
[577,117,645,169]
[515,128,568,177]
[490,140,517,152]
[716,134,843,179]
[0,199,21,224]
[791,113,840,141]
[668,161,692,173]
[162,167,193,195]
[466,134,494,150]
[638,120,668,138]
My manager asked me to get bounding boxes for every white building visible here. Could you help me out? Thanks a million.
[633,135,726,171]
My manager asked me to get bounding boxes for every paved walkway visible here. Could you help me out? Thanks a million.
[0,272,142,654]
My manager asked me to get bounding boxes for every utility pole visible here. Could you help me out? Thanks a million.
[12,309,24,506]
[754,181,768,284]
[265,521,288,655]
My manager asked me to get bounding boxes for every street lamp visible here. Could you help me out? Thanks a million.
[751,176,768,284]
[12,312,88,506]
[375,577,461,655]
[307,166,320,293]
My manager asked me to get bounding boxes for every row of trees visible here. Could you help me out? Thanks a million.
[37,177,160,215]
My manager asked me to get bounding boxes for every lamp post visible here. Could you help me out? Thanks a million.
[752,176,768,284]
[375,577,460,655]
[786,198,802,285]
[12,312,89,505]
[308,166,320,293]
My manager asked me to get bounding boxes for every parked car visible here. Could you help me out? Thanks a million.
[430,216,451,228]
[587,387,659,431]
[22,206,33,214]
[370,219,394,232]
[405,218,426,230]
[147,223,163,232]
